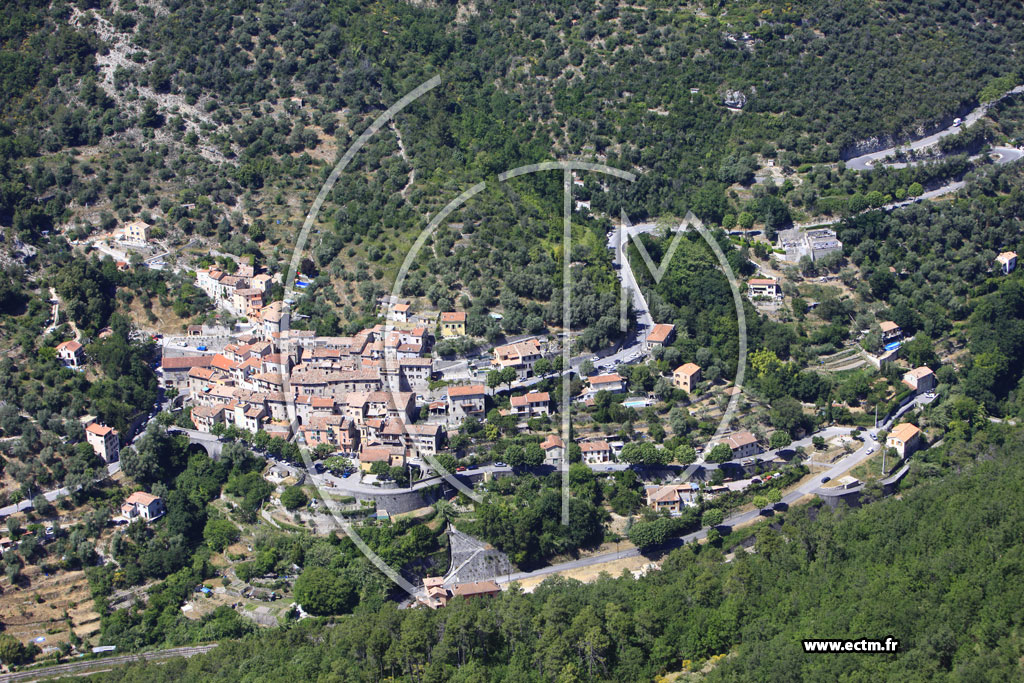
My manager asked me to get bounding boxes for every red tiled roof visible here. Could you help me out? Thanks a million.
[646,323,675,344]
[161,356,214,370]
[448,384,485,398]
[440,311,466,323]
[86,423,116,436]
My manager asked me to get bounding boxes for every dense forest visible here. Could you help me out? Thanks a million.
[86,421,1024,682]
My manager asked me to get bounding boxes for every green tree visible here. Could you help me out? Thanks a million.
[706,443,732,463]
[293,566,356,616]
[702,508,725,528]
[280,486,308,511]
[203,518,240,552]
[769,430,792,449]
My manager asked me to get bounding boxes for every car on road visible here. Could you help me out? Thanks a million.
[821,476,831,483]
[494,461,507,468]
[341,472,351,478]
[467,464,478,470]
[197,345,207,351]
[867,446,876,454]
[590,356,599,362]
[456,466,467,472]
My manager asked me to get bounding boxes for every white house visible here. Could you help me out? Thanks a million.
[996,251,1017,275]
[121,492,166,521]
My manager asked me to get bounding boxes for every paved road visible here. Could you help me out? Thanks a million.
[846,84,1024,171]
[495,393,937,586]
[0,644,218,683]
[0,461,121,518]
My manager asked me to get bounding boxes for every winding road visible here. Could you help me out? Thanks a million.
[846,85,1024,171]
[493,392,935,586]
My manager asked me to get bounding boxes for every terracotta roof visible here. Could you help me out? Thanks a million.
[407,423,441,436]
[879,321,900,333]
[161,355,214,370]
[579,440,610,452]
[188,367,217,380]
[748,278,779,286]
[997,251,1017,263]
[675,363,701,376]
[86,423,116,436]
[905,366,934,380]
[360,446,402,462]
[889,423,921,442]
[440,311,466,323]
[541,434,564,450]
[394,303,410,312]
[451,580,500,597]
[588,373,623,385]
[448,384,486,398]
[721,431,758,449]
[56,340,83,353]
[125,491,159,506]
[646,323,675,344]
[210,354,237,371]
[510,391,550,407]
[191,404,225,418]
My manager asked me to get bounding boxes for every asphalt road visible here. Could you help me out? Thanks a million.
[495,392,936,585]
[846,85,1024,171]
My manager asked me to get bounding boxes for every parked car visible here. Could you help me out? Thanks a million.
[456,466,467,472]
[197,345,207,351]
[821,476,831,483]
[494,461,507,468]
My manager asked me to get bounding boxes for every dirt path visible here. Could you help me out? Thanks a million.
[391,121,415,200]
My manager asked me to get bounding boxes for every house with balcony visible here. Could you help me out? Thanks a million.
[747,277,782,300]
[579,440,612,464]
[121,492,166,522]
[447,384,486,418]
[191,404,226,433]
[510,391,551,417]
[879,320,902,344]
[584,373,625,398]
[492,338,544,379]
